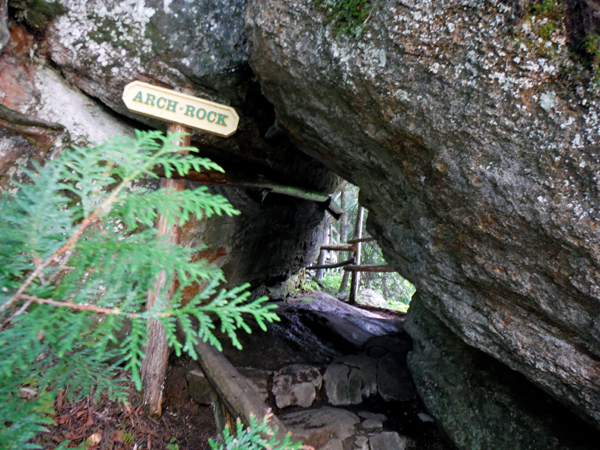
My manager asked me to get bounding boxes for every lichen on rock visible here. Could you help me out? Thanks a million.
[245,0,600,433]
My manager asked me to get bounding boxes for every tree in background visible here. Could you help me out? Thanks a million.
[0,131,287,449]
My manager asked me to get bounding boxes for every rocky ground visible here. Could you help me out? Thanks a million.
[33,291,454,450]
[202,291,456,450]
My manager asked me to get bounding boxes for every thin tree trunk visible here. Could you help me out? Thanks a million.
[315,248,326,280]
[349,206,364,304]
[315,221,330,280]
[339,262,351,293]
[141,124,190,418]
[338,190,352,293]
[340,190,347,244]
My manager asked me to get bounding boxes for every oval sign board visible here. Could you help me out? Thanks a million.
[122,81,239,137]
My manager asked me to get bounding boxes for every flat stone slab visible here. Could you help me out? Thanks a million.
[272,364,323,409]
[355,435,369,450]
[320,439,343,450]
[280,406,360,449]
[369,431,408,450]
[324,355,377,405]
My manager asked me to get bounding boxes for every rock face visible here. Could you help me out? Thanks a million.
[0,4,338,291]
[45,0,337,194]
[246,0,600,428]
[323,350,415,405]
[406,295,600,450]
[179,183,328,290]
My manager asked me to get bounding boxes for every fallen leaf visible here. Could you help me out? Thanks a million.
[58,415,70,425]
[86,431,102,447]
[86,408,94,427]
[65,431,85,440]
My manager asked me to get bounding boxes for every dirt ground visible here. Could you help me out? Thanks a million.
[33,357,216,450]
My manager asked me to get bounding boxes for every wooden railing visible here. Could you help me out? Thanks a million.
[307,214,394,304]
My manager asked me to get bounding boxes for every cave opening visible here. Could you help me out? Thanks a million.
[304,181,416,313]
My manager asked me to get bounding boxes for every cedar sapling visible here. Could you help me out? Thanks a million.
[0,130,291,449]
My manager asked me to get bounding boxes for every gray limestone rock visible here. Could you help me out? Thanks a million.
[0,0,8,54]
[47,0,247,117]
[324,355,377,406]
[369,432,408,450]
[246,0,600,429]
[354,435,369,450]
[323,363,350,405]
[272,365,322,409]
[45,0,338,196]
[356,289,388,309]
[321,439,343,450]
[280,407,359,450]
[361,418,383,430]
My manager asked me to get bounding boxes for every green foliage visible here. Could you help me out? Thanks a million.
[209,414,302,450]
[530,0,564,20]
[319,269,344,292]
[527,0,565,42]
[360,240,415,307]
[8,0,65,30]
[0,131,280,448]
[538,20,560,40]
[314,0,372,36]
[582,32,600,82]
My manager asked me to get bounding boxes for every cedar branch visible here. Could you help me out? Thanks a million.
[0,173,139,315]
[16,294,137,318]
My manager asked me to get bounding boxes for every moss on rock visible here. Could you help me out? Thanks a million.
[313,0,372,36]
[9,0,65,30]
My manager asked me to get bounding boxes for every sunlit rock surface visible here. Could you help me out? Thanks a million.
[246,0,600,429]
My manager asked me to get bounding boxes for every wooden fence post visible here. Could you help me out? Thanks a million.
[348,206,364,304]
[140,123,190,418]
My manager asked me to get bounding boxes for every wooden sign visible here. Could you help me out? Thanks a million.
[122,81,239,137]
